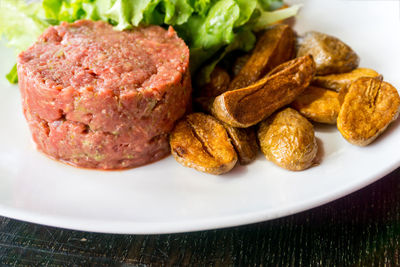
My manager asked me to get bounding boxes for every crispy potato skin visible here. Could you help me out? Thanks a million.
[297,31,359,75]
[170,113,237,175]
[258,108,318,171]
[212,55,316,128]
[312,68,380,92]
[229,24,295,90]
[337,77,400,146]
[223,124,259,165]
[198,66,231,98]
[336,73,383,105]
[194,67,230,114]
[291,86,340,124]
[232,54,251,77]
[337,83,352,105]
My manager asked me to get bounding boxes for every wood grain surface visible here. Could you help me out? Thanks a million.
[0,167,399,266]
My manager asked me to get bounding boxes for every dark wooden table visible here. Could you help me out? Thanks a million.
[0,167,399,266]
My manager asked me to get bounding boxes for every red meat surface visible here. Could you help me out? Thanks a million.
[17,20,191,169]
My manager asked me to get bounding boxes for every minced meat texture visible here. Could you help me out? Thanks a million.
[20,20,188,97]
[17,20,191,169]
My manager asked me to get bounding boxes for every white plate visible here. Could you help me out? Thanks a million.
[0,0,399,234]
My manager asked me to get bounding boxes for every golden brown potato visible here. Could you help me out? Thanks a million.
[297,31,359,75]
[337,77,400,146]
[198,66,231,98]
[313,68,380,92]
[336,74,380,105]
[232,54,251,77]
[291,86,340,124]
[229,24,295,90]
[258,108,318,171]
[212,55,316,128]
[170,113,237,175]
[223,123,259,165]
[337,83,351,105]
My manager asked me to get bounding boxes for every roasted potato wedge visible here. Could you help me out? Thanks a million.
[198,66,231,98]
[223,123,259,165]
[337,80,357,105]
[229,24,295,90]
[232,54,251,77]
[337,77,400,146]
[170,113,237,175]
[291,86,340,124]
[336,74,384,105]
[313,68,380,92]
[258,108,318,171]
[297,31,359,75]
[212,55,316,128]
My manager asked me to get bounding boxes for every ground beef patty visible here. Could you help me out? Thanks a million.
[17,20,191,169]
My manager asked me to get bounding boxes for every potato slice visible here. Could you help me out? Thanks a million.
[337,77,400,146]
[212,55,316,128]
[198,66,231,98]
[170,113,237,175]
[223,123,259,165]
[258,108,318,171]
[229,24,295,90]
[291,86,340,124]
[313,68,380,92]
[297,31,359,75]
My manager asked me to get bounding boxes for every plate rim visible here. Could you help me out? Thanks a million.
[1,163,398,234]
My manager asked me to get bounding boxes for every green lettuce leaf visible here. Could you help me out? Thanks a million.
[0,0,50,53]
[195,29,256,86]
[6,64,18,84]
[179,0,242,71]
[235,0,257,27]
[253,4,302,31]
[164,0,194,25]
[43,0,85,22]
[257,0,284,11]
[0,0,51,83]
[126,0,152,26]
[190,0,213,16]
[105,0,134,30]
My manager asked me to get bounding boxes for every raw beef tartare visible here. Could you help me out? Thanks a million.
[17,20,191,169]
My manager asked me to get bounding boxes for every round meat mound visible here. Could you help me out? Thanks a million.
[17,20,191,169]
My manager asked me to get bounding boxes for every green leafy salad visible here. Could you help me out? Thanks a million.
[0,0,300,84]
